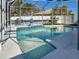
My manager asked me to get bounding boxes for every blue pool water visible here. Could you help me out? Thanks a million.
[16,26,77,41]
[16,26,77,59]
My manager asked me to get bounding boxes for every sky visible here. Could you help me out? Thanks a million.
[22,0,78,15]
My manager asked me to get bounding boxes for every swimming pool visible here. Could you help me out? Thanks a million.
[16,26,77,59]
[16,26,77,41]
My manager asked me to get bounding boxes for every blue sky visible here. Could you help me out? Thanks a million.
[23,0,78,14]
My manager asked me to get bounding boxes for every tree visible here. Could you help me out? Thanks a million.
[12,0,22,6]
[11,0,40,16]
[47,0,53,1]
[62,5,67,8]
[23,3,34,7]
[62,5,67,15]
[69,10,72,14]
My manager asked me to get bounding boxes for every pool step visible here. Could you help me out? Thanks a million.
[17,38,55,59]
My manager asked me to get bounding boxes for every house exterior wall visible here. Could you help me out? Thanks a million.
[54,15,64,24]
[10,15,74,25]
[53,15,74,24]
[65,15,74,24]
[11,16,51,20]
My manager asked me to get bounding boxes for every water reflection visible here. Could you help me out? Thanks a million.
[17,26,77,41]
[49,26,77,39]
[50,26,77,33]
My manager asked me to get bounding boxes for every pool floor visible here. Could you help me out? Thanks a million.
[23,43,55,59]
[18,38,55,59]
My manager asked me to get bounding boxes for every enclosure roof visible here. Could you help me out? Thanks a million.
[11,0,77,10]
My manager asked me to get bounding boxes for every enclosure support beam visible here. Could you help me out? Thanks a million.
[1,0,18,46]
[0,0,2,41]
[77,2,79,50]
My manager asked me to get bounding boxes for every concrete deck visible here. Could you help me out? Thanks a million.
[42,30,79,59]
[49,30,77,49]
[42,49,79,59]
[0,38,22,59]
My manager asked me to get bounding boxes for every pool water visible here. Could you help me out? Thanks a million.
[16,26,77,59]
[16,26,77,41]
[22,43,55,59]
[18,38,55,59]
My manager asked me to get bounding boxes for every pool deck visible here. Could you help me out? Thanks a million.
[42,29,79,59]
[0,38,23,59]
[42,49,79,59]
[0,25,79,59]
